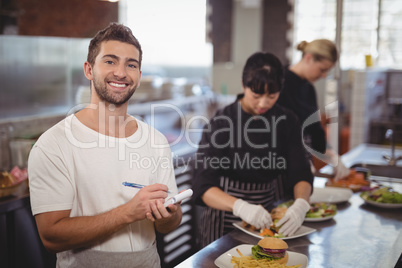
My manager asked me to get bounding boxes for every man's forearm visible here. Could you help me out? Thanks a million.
[36,183,170,253]
[36,203,132,253]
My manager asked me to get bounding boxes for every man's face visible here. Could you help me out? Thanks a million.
[241,87,280,115]
[87,40,142,105]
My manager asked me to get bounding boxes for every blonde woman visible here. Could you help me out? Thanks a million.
[277,39,349,180]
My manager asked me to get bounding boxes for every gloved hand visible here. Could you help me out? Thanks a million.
[277,198,310,236]
[326,149,350,181]
[233,199,272,229]
[333,159,350,181]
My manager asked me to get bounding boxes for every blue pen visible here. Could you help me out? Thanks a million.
[122,182,172,193]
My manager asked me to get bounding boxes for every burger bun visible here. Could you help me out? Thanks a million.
[257,237,288,250]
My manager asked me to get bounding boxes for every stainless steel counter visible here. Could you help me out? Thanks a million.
[175,144,402,268]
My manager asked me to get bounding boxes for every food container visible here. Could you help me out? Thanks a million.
[0,171,27,198]
[0,180,26,198]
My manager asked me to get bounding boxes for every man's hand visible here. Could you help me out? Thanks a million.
[146,200,179,222]
[127,183,169,222]
[233,199,272,229]
[146,196,183,234]
[277,198,310,236]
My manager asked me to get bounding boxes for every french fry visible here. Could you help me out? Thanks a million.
[230,249,302,268]
[236,248,244,257]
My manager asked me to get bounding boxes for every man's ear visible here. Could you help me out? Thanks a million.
[83,61,93,80]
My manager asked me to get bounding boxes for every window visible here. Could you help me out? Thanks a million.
[377,0,402,68]
[122,0,212,68]
[291,0,337,65]
[292,0,402,69]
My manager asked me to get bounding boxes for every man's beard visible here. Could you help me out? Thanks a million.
[93,76,137,105]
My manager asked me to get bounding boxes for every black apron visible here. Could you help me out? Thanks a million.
[198,176,284,247]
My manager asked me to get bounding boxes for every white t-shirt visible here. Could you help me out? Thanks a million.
[28,114,178,252]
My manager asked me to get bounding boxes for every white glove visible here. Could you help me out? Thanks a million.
[333,159,349,181]
[233,199,272,229]
[277,198,310,236]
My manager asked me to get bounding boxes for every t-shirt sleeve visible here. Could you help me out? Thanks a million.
[28,139,75,216]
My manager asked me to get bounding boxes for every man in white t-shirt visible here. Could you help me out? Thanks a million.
[28,23,182,268]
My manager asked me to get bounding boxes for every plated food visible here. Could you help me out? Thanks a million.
[325,169,370,192]
[251,237,289,264]
[304,202,337,222]
[274,200,337,222]
[238,201,322,238]
[233,221,316,240]
[360,187,402,208]
[214,239,308,268]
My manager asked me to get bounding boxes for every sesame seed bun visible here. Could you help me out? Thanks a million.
[257,237,288,250]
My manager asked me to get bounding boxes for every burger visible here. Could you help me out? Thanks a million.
[251,237,289,264]
[270,207,287,233]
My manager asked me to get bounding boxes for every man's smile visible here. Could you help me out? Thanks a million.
[108,81,130,90]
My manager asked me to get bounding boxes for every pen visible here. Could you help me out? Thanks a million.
[122,182,172,193]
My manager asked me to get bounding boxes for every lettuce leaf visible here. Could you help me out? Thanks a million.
[251,245,280,261]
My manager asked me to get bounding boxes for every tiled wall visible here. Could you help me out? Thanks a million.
[350,71,368,149]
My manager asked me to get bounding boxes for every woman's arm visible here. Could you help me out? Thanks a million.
[201,186,238,212]
[293,180,312,202]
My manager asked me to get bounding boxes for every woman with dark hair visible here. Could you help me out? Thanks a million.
[192,52,313,247]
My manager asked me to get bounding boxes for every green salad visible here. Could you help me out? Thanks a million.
[306,203,337,218]
[277,200,337,218]
[360,187,402,203]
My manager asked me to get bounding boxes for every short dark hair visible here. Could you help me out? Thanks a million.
[87,22,143,68]
[242,52,283,94]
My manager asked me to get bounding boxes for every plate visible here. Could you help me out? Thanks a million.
[310,187,353,204]
[363,199,402,209]
[304,214,335,222]
[214,244,308,268]
[233,221,316,240]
